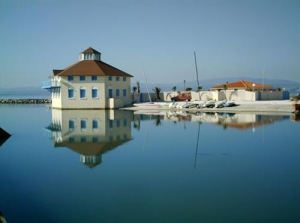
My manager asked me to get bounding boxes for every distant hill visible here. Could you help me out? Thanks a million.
[1,77,299,96]
[0,86,50,96]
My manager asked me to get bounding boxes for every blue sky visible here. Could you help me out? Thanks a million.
[0,0,299,88]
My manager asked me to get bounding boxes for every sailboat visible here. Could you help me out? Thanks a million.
[133,67,168,108]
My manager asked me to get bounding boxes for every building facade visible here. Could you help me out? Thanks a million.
[43,47,133,109]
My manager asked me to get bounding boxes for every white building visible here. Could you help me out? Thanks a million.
[43,47,133,109]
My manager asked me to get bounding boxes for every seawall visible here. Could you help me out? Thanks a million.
[0,99,51,104]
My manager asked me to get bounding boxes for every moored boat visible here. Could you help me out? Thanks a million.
[223,101,236,107]
[203,100,216,108]
[292,102,300,111]
[133,102,168,108]
[215,100,227,108]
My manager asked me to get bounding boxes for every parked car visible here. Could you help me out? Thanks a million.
[171,92,192,101]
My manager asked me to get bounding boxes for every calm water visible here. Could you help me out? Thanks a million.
[0,104,299,223]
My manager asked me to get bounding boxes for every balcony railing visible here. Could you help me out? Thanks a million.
[42,80,61,89]
[42,81,61,93]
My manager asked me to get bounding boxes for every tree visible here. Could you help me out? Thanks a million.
[152,87,162,100]
[136,81,140,93]
[132,86,137,93]
[172,86,177,91]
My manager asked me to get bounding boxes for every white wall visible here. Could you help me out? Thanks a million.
[52,76,131,109]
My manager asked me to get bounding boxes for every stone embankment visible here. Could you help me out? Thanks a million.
[0,99,51,104]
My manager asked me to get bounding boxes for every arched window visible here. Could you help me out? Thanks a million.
[80,87,86,99]
[92,87,98,98]
[68,88,74,99]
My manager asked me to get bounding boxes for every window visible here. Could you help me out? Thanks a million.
[68,88,74,99]
[123,89,127,97]
[80,76,85,81]
[80,87,86,99]
[109,120,113,128]
[68,76,74,81]
[108,76,112,81]
[81,119,87,130]
[92,119,99,130]
[108,89,113,98]
[69,119,75,130]
[123,119,127,127]
[116,77,120,81]
[116,120,120,127]
[92,87,98,98]
[81,137,86,142]
[69,137,75,143]
[116,89,120,97]
[123,77,126,81]
[92,137,98,143]
[92,76,97,81]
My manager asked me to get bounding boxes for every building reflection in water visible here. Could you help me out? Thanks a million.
[46,109,133,168]
[134,110,290,131]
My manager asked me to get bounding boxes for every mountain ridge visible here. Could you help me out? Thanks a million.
[1,77,299,95]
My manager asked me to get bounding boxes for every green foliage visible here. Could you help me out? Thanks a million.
[152,87,162,100]
[132,86,137,93]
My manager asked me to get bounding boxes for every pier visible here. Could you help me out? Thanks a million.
[0,99,51,104]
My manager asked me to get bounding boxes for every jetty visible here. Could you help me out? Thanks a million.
[0,99,51,104]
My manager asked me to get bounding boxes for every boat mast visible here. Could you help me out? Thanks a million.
[262,68,265,91]
[194,51,200,91]
[142,66,152,103]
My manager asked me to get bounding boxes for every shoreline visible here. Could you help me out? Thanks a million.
[0,99,297,114]
[121,100,297,114]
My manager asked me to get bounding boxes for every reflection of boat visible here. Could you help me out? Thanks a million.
[292,114,300,122]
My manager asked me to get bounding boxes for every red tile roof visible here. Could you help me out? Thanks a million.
[210,80,273,90]
[55,60,133,77]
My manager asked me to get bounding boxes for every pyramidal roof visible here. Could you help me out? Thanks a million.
[53,47,132,77]
[54,60,132,77]
[81,47,101,54]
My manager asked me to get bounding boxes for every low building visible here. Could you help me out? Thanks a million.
[210,80,274,91]
[209,80,289,101]
[42,47,133,109]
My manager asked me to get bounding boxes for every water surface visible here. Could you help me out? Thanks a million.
[0,105,299,223]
